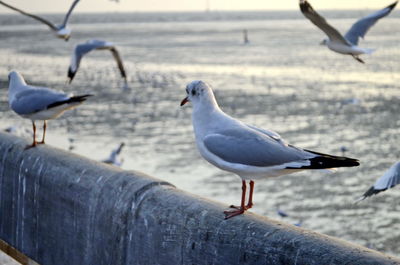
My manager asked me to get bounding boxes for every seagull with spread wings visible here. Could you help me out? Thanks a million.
[68,40,128,87]
[102,142,125,167]
[0,0,80,41]
[357,162,400,202]
[299,0,398,63]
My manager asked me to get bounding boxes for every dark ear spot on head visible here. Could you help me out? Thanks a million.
[192,90,196,96]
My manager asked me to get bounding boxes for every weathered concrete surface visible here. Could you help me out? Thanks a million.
[0,132,399,265]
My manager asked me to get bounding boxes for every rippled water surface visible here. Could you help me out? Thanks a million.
[0,11,399,255]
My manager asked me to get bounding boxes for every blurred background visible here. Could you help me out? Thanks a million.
[0,0,399,256]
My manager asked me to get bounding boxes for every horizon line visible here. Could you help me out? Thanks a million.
[0,7,386,15]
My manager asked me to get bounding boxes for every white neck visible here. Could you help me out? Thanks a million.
[9,74,28,103]
[191,92,225,138]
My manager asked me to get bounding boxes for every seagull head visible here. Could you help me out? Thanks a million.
[320,38,328,46]
[180,80,216,107]
[8,71,26,86]
[67,67,76,84]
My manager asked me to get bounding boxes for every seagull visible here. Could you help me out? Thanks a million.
[7,71,92,148]
[299,0,398,63]
[243,29,249,45]
[340,146,349,156]
[0,0,80,41]
[68,40,128,87]
[68,137,75,151]
[180,80,360,219]
[276,206,289,218]
[293,219,303,227]
[356,162,400,202]
[102,142,125,167]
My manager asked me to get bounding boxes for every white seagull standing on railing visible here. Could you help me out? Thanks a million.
[7,71,92,148]
[299,0,398,63]
[356,162,400,202]
[180,80,360,219]
[68,40,128,88]
[0,0,81,41]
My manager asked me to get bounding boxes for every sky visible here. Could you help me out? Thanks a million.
[0,0,391,13]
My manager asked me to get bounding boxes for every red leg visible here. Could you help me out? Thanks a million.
[246,180,255,209]
[39,120,47,144]
[224,180,247,219]
[26,121,37,149]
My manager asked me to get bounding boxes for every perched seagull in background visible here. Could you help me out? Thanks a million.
[102,142,125,167]
[276,206,289,218]
[68,40,128,87]
[340,146,349,156]
[356,162,400,202]
[7,71,92,148]
[293,219,303,227]
[299,0,398,63]
[180,80,360,219]
[0,0,80,41]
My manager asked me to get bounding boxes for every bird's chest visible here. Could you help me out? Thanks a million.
[327,42,354,54]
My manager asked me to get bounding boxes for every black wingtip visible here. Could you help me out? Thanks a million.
[72,94,94,101]
[387,1,398,10]
[362,186,386,199]
[46,94,93,109]
[310,156,360,168]
[299,0,318,18]
[287,149,360,170]
[299,0,310,11]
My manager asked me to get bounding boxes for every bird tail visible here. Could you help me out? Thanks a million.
[287,149,360,169]
[362,48,375,55]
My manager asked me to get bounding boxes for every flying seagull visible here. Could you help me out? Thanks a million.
[68,40,128,86]
[0,0,80,41]
[356,162,400,202]
[299,0,398,63]
[102,142,125,167]
[180,80,360,219]
[8,71,92,148]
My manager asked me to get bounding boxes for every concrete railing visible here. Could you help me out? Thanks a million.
[0,132,399,265]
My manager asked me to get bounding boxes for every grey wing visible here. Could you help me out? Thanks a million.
[109,47,127,80]
[61,0,80,27]
[203,128,312,167]
[374,162,400,190]
[0,1,57,30]
[299,0,349,45]
[12,88,69,115]
[246,124,287,145]
[70,42,103,72]
[344,1,398,45]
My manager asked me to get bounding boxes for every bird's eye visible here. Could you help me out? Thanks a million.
[192,90,196,96]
